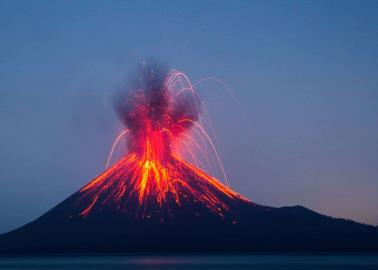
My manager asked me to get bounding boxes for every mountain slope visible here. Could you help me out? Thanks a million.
[1,196,377,253]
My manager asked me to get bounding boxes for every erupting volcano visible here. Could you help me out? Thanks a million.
[1,63,378,254]
[77,65,249,220]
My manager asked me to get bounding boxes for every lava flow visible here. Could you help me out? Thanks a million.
[77,63,250,219]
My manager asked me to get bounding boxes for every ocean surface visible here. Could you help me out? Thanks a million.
[0,254,378,270]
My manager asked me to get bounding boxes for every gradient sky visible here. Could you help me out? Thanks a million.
[1,0,378,233]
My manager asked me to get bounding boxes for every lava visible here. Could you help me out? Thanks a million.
[77,64,249,218]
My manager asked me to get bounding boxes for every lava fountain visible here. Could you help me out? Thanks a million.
[77,63,250,219]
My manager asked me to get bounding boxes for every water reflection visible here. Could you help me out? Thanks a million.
[0,255,377,270]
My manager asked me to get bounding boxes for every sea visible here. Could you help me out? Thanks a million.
[0,254,378,270]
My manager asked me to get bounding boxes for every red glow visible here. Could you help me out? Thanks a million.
[78,68,250,218]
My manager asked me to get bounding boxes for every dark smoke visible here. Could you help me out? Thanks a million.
[114,61,169,131]
[114,61,201,139]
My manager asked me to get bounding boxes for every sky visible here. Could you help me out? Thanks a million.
[0,0,378,233]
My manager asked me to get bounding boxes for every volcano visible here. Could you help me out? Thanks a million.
[1,65,378,254]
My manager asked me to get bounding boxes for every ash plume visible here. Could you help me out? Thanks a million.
[114,61,201,155]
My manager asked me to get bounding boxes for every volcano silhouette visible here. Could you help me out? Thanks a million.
[1,66,378,253]
[1,160,378,253]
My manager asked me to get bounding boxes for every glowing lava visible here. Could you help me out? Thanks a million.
[77,64,249,218]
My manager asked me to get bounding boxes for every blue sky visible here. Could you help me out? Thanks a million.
[0,0,378,233]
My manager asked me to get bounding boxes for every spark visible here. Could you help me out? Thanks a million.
[105,129,130,169]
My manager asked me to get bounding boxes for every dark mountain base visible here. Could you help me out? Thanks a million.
[1,199,377,254]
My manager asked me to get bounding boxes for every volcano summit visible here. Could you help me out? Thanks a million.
[1,64,377,253]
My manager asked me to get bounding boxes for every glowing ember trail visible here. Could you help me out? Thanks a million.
[77,64,250,219]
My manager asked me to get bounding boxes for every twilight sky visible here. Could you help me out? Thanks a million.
[0,0,378,233]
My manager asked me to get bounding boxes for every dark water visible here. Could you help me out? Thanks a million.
[0,255,378,270]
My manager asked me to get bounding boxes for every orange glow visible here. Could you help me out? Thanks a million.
[77,68,250,218]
